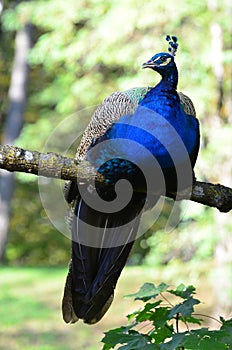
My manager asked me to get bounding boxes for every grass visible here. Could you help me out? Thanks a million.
[0,264,217,350]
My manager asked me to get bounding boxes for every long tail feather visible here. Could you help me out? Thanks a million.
[66,190,145,324]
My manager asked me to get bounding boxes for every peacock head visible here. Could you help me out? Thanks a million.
[142,35,178,77]
[142,52,175,75]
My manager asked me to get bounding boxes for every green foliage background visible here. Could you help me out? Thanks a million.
[0,0,231,270]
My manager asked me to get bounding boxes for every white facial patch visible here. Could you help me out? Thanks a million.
[159,57,171,66]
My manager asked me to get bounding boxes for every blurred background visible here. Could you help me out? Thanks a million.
[0,0,231,349]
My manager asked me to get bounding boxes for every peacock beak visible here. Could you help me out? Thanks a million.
[142,60,157,69]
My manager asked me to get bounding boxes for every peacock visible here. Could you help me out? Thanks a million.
[62,36,200,325]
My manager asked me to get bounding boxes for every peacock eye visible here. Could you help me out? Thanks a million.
[160,56,166,62]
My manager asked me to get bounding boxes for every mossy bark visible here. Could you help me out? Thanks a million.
[0,144,231,213]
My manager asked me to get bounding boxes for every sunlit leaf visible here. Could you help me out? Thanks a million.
[169,284,196,299]
[126,282,169,301]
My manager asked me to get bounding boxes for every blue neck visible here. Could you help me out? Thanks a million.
[161,64,178,89]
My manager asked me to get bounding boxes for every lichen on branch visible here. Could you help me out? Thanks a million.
[0,144,231,213]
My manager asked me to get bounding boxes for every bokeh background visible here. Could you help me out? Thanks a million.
[0,1,231,349]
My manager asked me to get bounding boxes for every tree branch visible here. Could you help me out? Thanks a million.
[0,144,231,213]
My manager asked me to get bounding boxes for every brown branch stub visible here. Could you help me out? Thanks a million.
[190,181,232,213]
[0,144,231,213]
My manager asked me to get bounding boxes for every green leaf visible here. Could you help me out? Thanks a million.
[150,307,171,328]
[116,334,152,350]
[183,314,203,326]
[219,318,232,346]
[159,332,186,350]
[102,327,125,349]
[183,328,230,349]
[169,284,196,299]
[150,323,174,344]
[169,297,200,318]
[132,301,162,322]
[159,327,232,350]
[102,326,134,349]
[220,317,232,332]
[126,282,169,302]
[102,328,153,350]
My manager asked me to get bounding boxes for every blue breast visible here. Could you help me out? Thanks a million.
[88,82,198,169]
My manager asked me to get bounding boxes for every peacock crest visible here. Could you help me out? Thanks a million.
[166,35,178,56]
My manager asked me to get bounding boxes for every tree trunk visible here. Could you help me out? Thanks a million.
[0,24,32,262]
